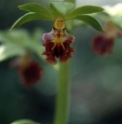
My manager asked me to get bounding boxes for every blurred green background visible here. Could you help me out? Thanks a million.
[1,0,122,124]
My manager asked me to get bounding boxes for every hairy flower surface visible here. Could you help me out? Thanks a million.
[92,34,114,55]
[42,18,75,65]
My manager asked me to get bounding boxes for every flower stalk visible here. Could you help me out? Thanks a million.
[54,61,71,124]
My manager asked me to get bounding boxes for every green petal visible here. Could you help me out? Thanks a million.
[18,3,54,20]
[65,5,104,20]
[50,2,75,19]
[76,15,103,31]
[10,12,50,30]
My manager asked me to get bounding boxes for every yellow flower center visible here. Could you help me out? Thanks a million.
[54,17,65,30]
[52,18,66,50]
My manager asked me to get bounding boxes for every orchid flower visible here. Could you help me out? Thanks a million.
[10,2,104,64]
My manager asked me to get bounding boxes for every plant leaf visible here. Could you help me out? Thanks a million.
[0,43,25,61]
[50,2,75,19]
[110,16,122,30]
[18,3,54,20]
[10,12,50,30]
[10,119,40,124]
[76,15,103,31]
[65,0,75,3]
[65,5,104,20]
[0,29,45,61]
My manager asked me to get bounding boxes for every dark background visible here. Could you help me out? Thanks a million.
[0,0,122,124]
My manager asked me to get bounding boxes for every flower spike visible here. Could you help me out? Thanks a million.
[42,18,75,65]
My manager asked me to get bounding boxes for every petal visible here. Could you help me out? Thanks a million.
[42,30,54,43]
[42,40,57,65]
[63,31,75,43]
[60,41,75,62]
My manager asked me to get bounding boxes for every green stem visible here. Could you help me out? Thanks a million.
[54,61,71,124]
[54,1,75,123]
